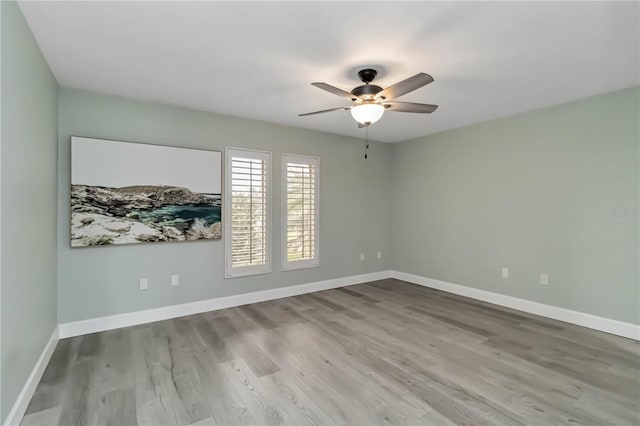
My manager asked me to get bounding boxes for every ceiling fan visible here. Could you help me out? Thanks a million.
[299,68,438,127]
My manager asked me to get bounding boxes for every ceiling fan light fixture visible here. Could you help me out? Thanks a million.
[350,103,384,125]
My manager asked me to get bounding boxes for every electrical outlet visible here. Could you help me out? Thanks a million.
[171,274,180,286]
[501,267,509,279]
[540,273,549,286]
[377,251,382,259]
[360,253,365,261]
[139,278,148,290]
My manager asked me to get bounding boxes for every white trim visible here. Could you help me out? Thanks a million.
[59,270,393,338]
[281,153,320,271]
[391,271,640,341]
[58,269,639,341]
[224,147,272,278]
[4,327,59,426]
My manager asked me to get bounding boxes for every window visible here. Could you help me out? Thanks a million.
[282,154,319,270]
[225,148,271,278]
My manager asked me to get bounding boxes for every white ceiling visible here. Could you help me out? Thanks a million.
[18,1,640,143]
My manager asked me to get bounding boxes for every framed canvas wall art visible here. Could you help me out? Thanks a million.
[70,136,222,247]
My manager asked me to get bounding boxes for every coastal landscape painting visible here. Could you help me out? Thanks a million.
[71,137,222,247]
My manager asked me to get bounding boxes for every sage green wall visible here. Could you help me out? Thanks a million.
[57,88,392,323]
[390,86,640,324]
[1,1,59,422]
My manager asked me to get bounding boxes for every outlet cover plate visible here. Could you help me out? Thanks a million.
[501,267,509,279]
[139,278,148,290]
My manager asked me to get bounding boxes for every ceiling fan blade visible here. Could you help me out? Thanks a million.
[298,106,350,117]
[375,73,434,101]
[311,82,360,101]
[384,101,438,113]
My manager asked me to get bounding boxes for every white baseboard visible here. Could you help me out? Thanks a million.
[391,271,640,341]
[58,268,639,341]
[59,270,393,338]
[4,327,59,426]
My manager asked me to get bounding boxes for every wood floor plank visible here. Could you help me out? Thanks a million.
[96,328,134,395]
[188,348,257,425]
[22,279,640,426]
[192,315,234,363]
[96,388,137,426]
[220,358,287,425]
[154,320,212,424]
[174,315,258,426]
[57,360,98,426]
[207,315,281,378]
[335,286,380,304]
[247,327,365,424]
[55,332,103,426]
[248,299,309,327]
[278,322,430,421]
[259,371,338,426]
[271,329,415,425]
[131,324,192,426]
[237,304,280,330]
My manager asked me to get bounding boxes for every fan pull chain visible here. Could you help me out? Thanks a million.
[364,126,369,159]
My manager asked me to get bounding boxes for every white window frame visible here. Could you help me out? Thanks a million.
[225,147,272,278]
[281,154,320,271]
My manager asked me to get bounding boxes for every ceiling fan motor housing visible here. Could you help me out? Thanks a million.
[352,68,383,99]
[351,84,383,98]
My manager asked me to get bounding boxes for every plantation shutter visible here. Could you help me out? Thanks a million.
[282,154,319,270]
[225,148,271,277]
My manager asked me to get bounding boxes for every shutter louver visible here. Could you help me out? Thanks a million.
[282,155,319,270]
[231,157,266,266]
[225,148,271,277]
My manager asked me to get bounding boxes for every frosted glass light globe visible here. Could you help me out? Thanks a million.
[350,103,385,125]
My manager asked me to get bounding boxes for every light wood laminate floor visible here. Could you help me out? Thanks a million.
[22,279,640,425]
